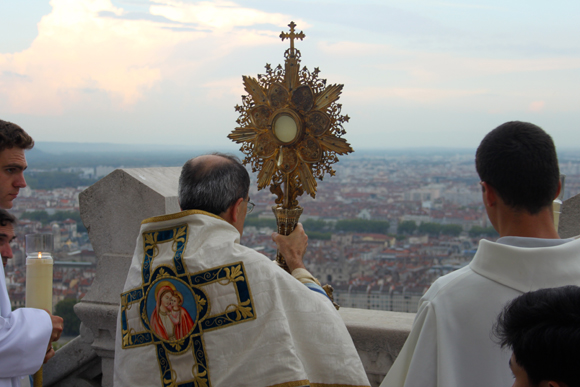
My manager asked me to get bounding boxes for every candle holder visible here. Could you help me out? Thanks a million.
[25,233,54,387]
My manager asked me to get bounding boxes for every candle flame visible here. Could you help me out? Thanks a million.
[38,252,42,259]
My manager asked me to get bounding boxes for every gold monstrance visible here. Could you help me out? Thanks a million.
[228,21,353,270]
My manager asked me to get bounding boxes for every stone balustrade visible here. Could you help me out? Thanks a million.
[42,167,580,386]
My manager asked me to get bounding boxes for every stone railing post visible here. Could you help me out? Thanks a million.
[75,167,181,387]
[559,193,580,238]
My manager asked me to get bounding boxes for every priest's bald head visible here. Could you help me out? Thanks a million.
[178,153,252,236]
[475,121,561,238]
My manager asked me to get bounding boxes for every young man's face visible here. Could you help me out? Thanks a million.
[0,147,28,209]
[0,222,16,268]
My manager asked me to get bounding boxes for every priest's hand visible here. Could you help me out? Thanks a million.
[49,312,64,343]
[44,346,55,363]
[43,311,64,363]
[272,223,308,273]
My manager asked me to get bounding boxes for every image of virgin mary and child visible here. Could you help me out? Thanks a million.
[150,281,195,341]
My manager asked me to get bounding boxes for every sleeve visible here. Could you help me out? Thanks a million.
[0,308,53,378]
[380,300,438,387]
[291,268,330,300]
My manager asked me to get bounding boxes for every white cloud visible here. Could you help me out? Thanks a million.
[150,0,297,31]
[0,0,298,115]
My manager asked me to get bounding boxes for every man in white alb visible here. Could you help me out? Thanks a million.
[0,120,63,387]
[381,121,580,387]
[114,153,370,387]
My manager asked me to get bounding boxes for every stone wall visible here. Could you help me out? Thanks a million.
[43,167,580,386]
[49,167,182,386]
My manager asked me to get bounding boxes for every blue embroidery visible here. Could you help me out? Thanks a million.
[304,283,330,300]
[121,224,256,387]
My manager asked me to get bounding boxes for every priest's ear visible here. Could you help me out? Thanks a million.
[481,181,498,208]
[230,197,245,224]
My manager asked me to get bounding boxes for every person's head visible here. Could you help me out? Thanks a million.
[178,153,251,235]
[0,120,34,209]
[0,209,16,268]
[174,292,183,307]
[159,289,173,311]
[494,286,580,387]
[476,121,559,215]
[155,281,176,312]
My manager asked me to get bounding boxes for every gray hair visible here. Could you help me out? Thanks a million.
[178,153,250,215]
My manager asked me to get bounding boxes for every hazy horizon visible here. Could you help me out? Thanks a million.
[2,1,580,151]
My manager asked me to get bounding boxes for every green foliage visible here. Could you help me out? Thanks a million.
[440,224,463,236]
[335,219,390,234]
[397,220,417,235]
[308,231,332,240]
[418,222,441,235]
[25,172,98,190]
[469,225,499,237]
[55,298,81,336]
[302,218,328,232]
[244,217,277,229]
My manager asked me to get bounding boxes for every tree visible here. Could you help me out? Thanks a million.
[55,298,81,336]
[335,219,390,234]
[397,220,417,235]
[418,222,441,236]
[441,224,463,236]
[469,225,499,238]
[20,210,49,223]
[308,231,332,240]
[302,218,328,232]
[244,217,277,229]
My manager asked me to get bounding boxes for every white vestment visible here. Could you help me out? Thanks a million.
[114,210,370,387]
[0,256,52,387]
[381,237,580,387]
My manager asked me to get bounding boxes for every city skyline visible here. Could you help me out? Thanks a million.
[1,0,580,150]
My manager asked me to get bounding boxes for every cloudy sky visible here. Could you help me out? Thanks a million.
[1,0,580,150]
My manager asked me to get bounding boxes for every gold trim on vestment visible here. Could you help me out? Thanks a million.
[267,381,310,387]
[267,381,370,387]
[311,384,371,387]
[142,209,225,225]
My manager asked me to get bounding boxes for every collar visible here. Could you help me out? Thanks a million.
[469,238,580,293]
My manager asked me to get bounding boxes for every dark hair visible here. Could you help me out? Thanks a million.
[475,121,559,214]
[0,209,16,227]
[178,153,250,215]
[0,120,34,152]
[493,286,580,387]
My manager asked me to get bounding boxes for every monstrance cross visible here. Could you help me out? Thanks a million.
[279,21,305,56]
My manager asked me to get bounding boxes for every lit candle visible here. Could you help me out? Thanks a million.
[25,234,54,312]
[25,234,54,386]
